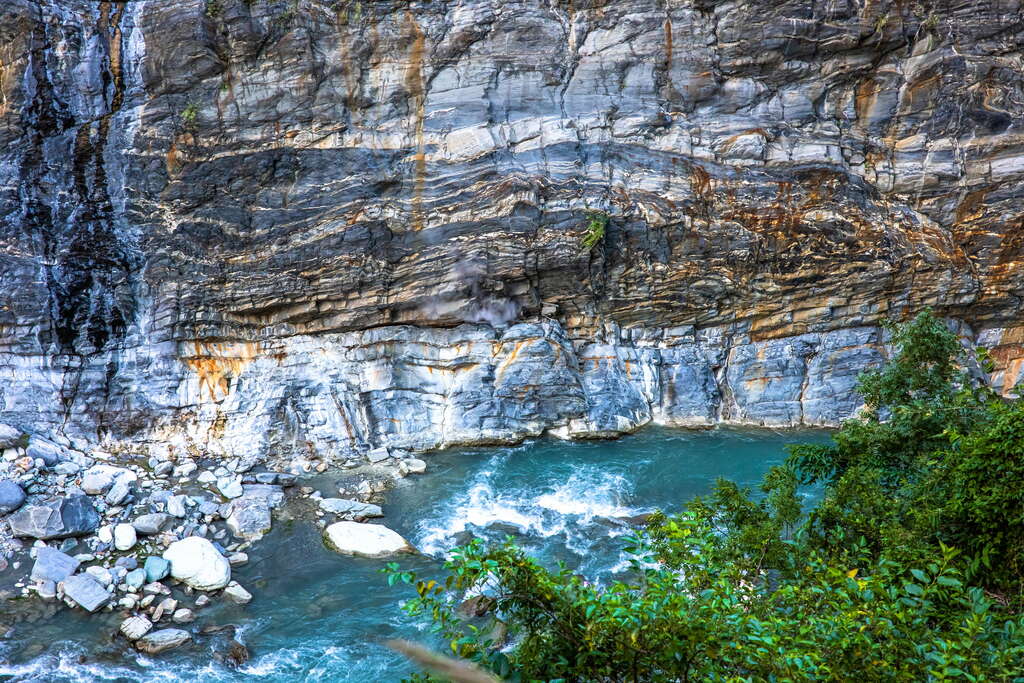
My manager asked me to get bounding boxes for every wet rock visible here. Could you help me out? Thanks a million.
[163,537,231,590]
[0,480,26,514]
[133,513,170,535]
[456,595,497,618]
[114,524,137,551]
[225,498,271,540]
[216,477,243,499]
[62,574,109,612]
[144,556,171,582]
[239,484,285,508]
[135,629,191,655]
[30,547,80,583]
[399,459,427,475]
[8,495,99,539]
[318,498,383,518]
[35,579,56,599]
[120,616,153,641]
[227,552,248,567]
[323,522,415,558]
[171,608,195,624]
[219,639,250,669]
[222,581,252,605]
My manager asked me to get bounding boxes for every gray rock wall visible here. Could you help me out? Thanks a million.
[1,0,1023,460]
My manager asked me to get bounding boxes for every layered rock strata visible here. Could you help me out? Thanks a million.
[1,0,1023,461]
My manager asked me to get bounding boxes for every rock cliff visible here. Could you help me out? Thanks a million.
[1,0,1023,463]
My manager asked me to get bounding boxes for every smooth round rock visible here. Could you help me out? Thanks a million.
[322,522,415,558]
[162,536,230,591]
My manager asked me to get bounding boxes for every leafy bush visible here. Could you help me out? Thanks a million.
[389,310,1024,681]
[580,211,608,251]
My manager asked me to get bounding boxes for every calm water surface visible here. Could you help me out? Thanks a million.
[0,427,830,682]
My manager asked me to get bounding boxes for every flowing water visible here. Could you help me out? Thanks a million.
[0,427,829,681]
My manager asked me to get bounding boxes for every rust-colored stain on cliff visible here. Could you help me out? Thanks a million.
[405,10,427,232]
[182,341,260,401]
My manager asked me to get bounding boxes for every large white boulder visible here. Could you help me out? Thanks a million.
[162,536,231,590]
[323,522,415,558]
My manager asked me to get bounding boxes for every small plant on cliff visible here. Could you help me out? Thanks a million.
[205,0,223,18]
[181,101,200,132]
[580,210,608,251]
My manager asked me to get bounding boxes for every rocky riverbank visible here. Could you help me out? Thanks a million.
[0,422,423,659]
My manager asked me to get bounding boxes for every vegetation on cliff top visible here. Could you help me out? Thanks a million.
[389,311,1024,681]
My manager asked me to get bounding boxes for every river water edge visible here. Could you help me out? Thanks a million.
[0,426,830,682]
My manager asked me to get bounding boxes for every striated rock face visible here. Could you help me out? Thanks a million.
[1,0,1023,462]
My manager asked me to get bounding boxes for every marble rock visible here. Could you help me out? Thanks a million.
[163,537,231,591]
[323,522,415,558]
[120,616,153,641]
[114,523,137,551]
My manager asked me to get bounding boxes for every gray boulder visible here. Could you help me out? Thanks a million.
[31,547,80,583]
[62,574,109,612]
[133,513,170,535]
[26,438,64,466]
[0,479,26,514]
[8,495,99,539]
[0,424,20,449]
[135,628,191,655]
[226,498,271,540]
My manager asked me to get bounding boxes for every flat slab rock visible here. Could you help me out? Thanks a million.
[318,498,383,518]
[120,616,153,641]
[135,628,191,655]
[323,522,415,558]
[9,495,99,540]
[31,547,80,583]
[62,574,109,612]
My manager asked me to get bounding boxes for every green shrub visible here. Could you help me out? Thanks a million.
[580,211,608,251]
[389,310,1024,680]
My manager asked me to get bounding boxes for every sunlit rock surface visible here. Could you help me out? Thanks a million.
[1,0,1023,462]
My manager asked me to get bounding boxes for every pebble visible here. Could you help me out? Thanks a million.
[171,608,195,624]
[125,568,147,590]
